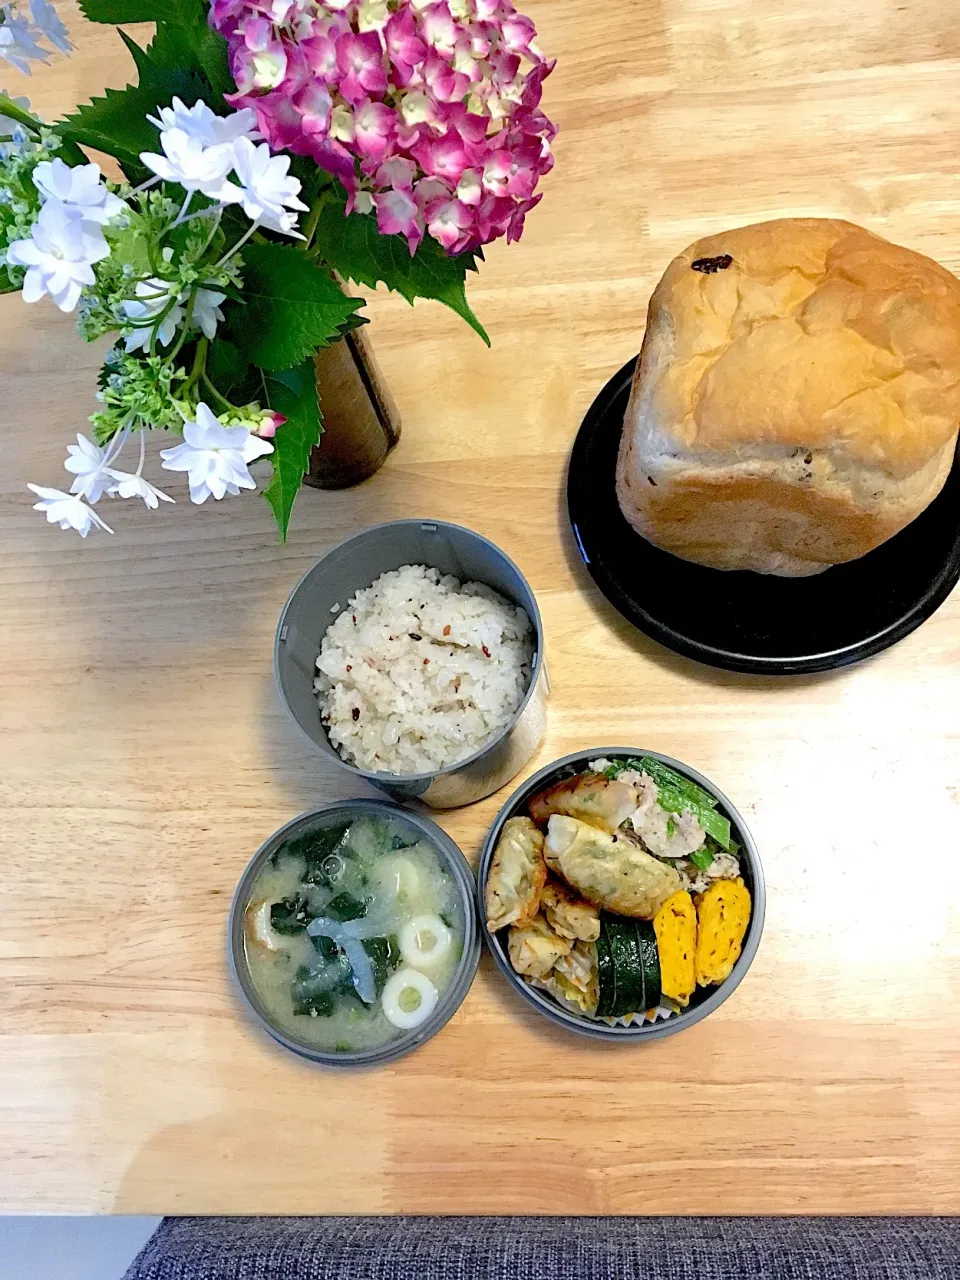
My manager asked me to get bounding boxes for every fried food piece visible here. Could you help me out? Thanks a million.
[544,815,682,920]
[485,816,547,932]
[508,914,572,979]
[535,940,599,1015]
[653,891,697,1007]
[529,771,637,834]
[540,877,600,942]
[694,877,752,986]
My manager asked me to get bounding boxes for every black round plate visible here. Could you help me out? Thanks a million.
[568,356,960,674]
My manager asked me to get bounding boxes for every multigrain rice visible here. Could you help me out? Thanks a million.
[315,564,534,774]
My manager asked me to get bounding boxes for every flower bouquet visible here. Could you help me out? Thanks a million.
[0,0,555,538]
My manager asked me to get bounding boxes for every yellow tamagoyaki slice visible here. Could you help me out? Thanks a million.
[653,890,697,1006]
[694,877,751,987]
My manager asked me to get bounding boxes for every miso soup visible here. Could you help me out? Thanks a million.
[242,814,466,1054]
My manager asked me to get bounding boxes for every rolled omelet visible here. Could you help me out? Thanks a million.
[544,815,682,919]
[653,891,697,1007]
[694,877,751,986]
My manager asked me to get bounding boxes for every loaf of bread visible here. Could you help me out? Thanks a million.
[616,218,960,575]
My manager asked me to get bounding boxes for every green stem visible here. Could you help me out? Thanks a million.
[197,208,223,259]
[167,291,197,361]
[183,336,209,394]
[212,219,260,272]
[201,371,235,411]
[301,195,326,251]
[0,96,42,135]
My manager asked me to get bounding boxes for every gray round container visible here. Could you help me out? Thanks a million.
[275,519,549,809]
[478,748,765,1042]
[229,799,481,1068]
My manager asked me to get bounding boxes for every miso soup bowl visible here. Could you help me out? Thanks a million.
[478,748,765,1042]
[229,798,482,1068]
[275,519,549,809]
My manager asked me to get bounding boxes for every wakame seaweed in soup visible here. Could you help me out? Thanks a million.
[243,815,465,1053]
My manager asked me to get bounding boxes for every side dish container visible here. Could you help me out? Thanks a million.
[229,799,481,1068]
[478,748,765,1041]
[275,519,549,809]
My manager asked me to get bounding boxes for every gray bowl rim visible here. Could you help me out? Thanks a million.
[477,747,766,1042]
[228,797,482,1068]
[274,517,546,785]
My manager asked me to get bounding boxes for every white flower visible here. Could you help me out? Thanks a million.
[122,277,184,352]
[64,431,112,501]
[159,402,274,504]
[146,98,259,147]
[139,128,235,198]
[27,484,113,536]
[28,0,70,53]
[7,201,108,312]
[32,158,126,224]
[219,137,308,238]
[0,9,49,74]
[192,286,226,339]
[106,469,174,509]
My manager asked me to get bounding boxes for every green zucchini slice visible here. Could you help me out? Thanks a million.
[635,918,662,1011]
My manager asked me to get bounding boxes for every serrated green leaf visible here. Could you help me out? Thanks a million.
[227,242,364,373]
[206,338,249,398]
[260,361,323,542]
[81,0,236,98]
[116,28,200,101]
[80,0,186,24]
[60,81,203,170]
[314,194,489,345]
[193,25,233,97]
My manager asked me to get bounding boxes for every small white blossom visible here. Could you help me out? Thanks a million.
[27,484,113,536]
[146,98,259,147]
[64,432,112,501]
[192,286,226,339]
[219,137,308,237]
[28,0,69,53]
[106,469,174,509]
[139,128,235,199]
[160,401,274,504]
[0,7,48,74]
[122,277,184,352]
[7,201,109,311]
[32,158,125,224]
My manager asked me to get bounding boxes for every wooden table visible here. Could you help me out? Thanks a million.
[3,0,960,1216]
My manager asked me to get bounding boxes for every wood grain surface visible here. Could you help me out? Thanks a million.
[3,0,960,1216]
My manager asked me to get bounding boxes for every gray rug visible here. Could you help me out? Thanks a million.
[124,1215,960,1279]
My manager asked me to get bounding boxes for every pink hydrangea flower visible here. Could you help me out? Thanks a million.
[211,0,556,255]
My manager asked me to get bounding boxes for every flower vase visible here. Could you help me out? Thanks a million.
[305,327,402,490]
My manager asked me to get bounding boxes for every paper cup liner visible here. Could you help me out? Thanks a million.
[529,976,682,1027]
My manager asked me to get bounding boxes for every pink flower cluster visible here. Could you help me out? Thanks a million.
[208,0,556,255]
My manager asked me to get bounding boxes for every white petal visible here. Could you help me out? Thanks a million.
[242,434,275,463]
[20,266,46,302]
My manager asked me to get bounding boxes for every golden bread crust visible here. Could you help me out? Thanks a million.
[617,218,960,574]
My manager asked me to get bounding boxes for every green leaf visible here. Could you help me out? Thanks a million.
[314,193,489,345]
[116,28,203,101]
[228,242,364,372]
[59,82,192,170]
[192,25,233,98]
[80,0,182,21]
[206,339,249,399]
[689,847,714,873]
[81,0,236,98]
[260,360,323,542]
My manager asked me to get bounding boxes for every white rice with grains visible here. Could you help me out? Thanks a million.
[314,564,534,774]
